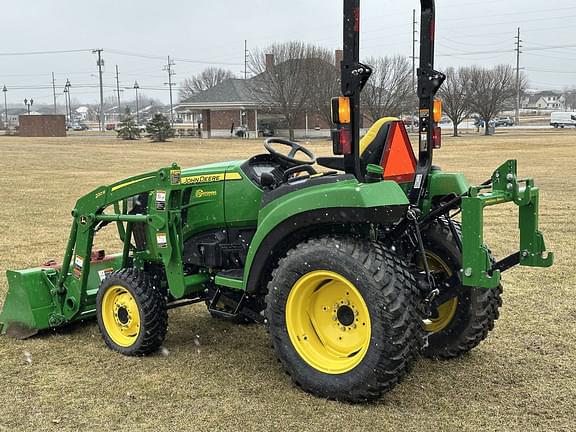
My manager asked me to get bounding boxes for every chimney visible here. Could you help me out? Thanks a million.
[265,54,275,71]
[335,49,343,69]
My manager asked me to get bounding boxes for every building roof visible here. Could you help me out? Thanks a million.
[178,56,337,110]
[535,90,562,98]
[181,79,256,107]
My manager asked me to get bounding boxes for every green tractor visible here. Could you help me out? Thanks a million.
[0,0,552,402]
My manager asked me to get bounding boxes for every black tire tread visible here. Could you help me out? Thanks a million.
[422,218,502,359]
[97,268,168,356]
[265,236,424,403]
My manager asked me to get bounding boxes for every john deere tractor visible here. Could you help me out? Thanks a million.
[0,0,553,402]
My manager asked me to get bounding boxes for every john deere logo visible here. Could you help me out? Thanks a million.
[195,189,217,198]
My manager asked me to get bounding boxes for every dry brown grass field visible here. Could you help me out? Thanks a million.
[0,130,574,431]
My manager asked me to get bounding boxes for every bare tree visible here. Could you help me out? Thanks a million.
[362,56,413,123]
[249,42,327,140]
[564,88,576,110]
[307,49,340,127]
[464,64,525,135]
[179,67,235,101]
[438,67,470,137]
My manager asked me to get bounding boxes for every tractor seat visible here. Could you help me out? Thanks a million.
[360,117,399,167]
[317,117,416,183]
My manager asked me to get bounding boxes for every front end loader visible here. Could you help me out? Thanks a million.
[1,0,553,402]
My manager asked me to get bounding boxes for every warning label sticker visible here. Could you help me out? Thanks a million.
[98,268,114,282]
[156,190,166,210]
[156,233,168,248]
[73,255,84,278]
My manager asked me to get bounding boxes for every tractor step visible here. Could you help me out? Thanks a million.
[214,269,244,290]
[207,285,264,323]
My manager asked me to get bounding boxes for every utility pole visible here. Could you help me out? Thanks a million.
[51,72,57,114]
[514,27,522,127]
[93,49,105,131]
[2,86,8,130]
[115,65,122,119]
[164,56,176,126]
[133,81,140,126]
[410,9,418,133]
[244,40,249,79]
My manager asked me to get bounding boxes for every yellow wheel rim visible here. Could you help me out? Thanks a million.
[101,285,141,347]
[422,252,458,334]
[286,270,371,375]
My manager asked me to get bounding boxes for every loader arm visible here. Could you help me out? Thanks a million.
[0,164,211,336]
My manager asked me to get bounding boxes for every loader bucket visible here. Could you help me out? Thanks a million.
[0,267,59,338]
[1,253,123,338]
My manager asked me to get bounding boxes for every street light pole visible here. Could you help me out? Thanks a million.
[134,81,140,126]
[2,85,7,130]
[24,98,33,115]
[65,79,72,122]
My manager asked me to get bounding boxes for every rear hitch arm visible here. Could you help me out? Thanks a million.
[461,160,554,288]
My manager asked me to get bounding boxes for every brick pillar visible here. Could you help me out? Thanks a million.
[202,109,211,138]
[335,49,343,68]
[266,54,275,71]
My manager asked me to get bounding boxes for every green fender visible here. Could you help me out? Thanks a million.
[421,169,470,215]
[241,178,410,291]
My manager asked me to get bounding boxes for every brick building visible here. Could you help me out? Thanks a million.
[175,51,343,139]
[19,115,66,137]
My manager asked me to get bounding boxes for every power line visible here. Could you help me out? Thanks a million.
[105,48,242,66]
[526,68,576,74]
[0,48,92,56]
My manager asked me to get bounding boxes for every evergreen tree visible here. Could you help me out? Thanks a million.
[116,108,141,140]
[146,114,175,142]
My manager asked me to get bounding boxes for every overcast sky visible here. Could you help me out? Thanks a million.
[1,0,575,107]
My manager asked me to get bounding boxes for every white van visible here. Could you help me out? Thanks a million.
[550,112,576,128]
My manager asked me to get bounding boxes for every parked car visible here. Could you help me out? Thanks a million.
[550,112,576,128]
[473,118,496,128]
[493,117,514,127]
[235,125,248,138]
[72,122,90,131]
[402,116,419,127]
[258,125,275,137]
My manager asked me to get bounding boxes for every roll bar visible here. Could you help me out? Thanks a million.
[340,0,445,205]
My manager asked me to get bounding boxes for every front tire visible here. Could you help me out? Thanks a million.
[96,268,168,356]
[266,236,422,403]
[420,219,503,359]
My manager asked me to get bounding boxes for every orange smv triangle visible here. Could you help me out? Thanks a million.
[380,121,417,183]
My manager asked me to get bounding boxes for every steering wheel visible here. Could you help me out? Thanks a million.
[264,138,316,167]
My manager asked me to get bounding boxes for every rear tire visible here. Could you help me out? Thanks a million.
[265,236,423,403]
[420,219,502,359]
[97,268,168,356]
